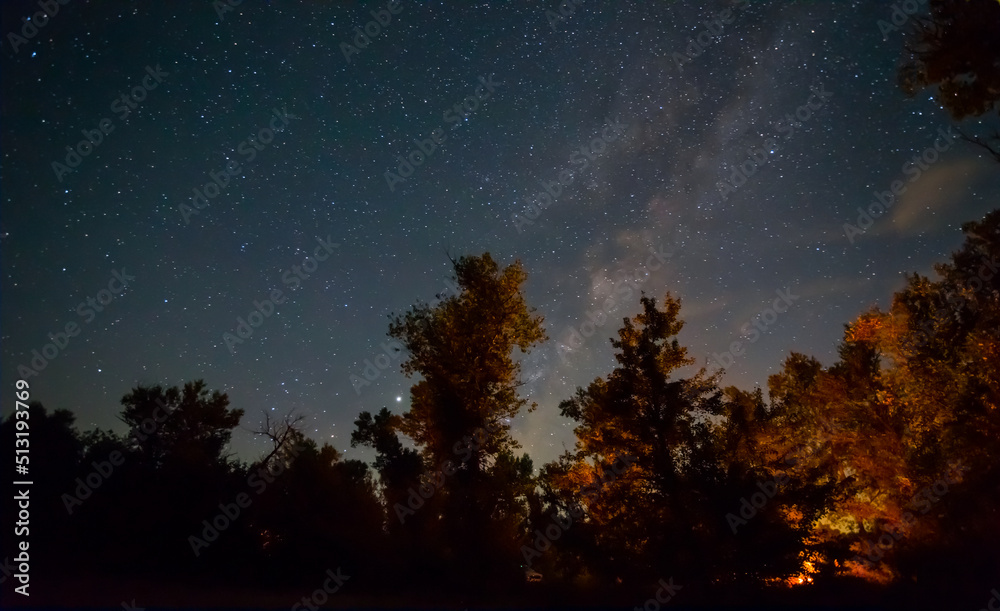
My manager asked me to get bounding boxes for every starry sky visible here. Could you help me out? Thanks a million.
[3,0,999,468]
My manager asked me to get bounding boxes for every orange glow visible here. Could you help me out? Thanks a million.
[785,573,815,587]
[846,315,883,343]
[776,550,821,587]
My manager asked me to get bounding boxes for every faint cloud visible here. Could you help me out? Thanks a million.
[889,157,991,237]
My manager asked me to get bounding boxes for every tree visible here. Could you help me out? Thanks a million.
[899,0,1000,160]
[764,210,1000,586]
[109,380,246,572]
[852,211,1000,586]
[249,428,386,585]
[352,407,423,497]
[847,210,999,480]
[0,403,83,575]
[385,252,547,582]
[551,294,746,584]
[351,407,433,585]
[119,379,244,472]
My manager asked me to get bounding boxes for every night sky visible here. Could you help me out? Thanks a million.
[3,0,999,468]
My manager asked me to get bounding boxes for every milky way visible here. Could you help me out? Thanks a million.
[3,0,998,466]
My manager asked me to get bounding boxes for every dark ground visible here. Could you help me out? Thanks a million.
[0,571,982,611]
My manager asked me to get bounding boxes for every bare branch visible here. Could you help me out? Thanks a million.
[249,411,306,469]
[958,127,1000,163]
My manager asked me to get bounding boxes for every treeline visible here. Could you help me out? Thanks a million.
[2,211,999,607]
[5,1,999,606]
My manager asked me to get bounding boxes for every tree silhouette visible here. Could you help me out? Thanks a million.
[551,294,751,586]
[248,428,385,585]
[352,407,423,491]
[119,379,243,472]
[384,252,547,583]
[899,0,1000,160]
[116,381,245,573]
[351,407,432,585]
[6,223,1000,607]
[1,403,83,577]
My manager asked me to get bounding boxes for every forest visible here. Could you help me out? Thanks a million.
[3,0,1000,608]
[3,207,998,609]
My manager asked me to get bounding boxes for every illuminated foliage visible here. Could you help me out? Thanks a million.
[384,252,547,578]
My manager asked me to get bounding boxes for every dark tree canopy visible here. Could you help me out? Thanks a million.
[899,0,1000,120]
[4,229,999,607]
[119,379,243,471]
[899,0,1000,160]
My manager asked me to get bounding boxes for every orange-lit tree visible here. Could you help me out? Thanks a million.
[385,252,547,583]
[548,294,806,587]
